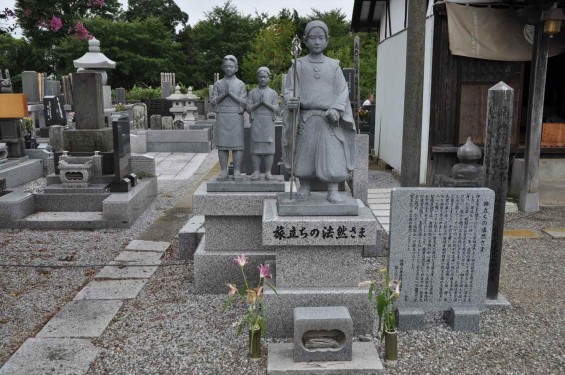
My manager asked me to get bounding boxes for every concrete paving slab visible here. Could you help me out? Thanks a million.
[0,338,100,375]
[36,300,122,338]
[372,209,390,217]
[95,263,159,279]
[73,279,148,300]
[125,240,170,253]
[368,198,390,204]
[377,217,390,224]
[503,229,541,239]
[541,227,565,239]
[113,250,163,264]
[369,203,390,210]
[267,342,384,374]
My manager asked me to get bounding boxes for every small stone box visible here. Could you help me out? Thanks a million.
[293,306,353,363]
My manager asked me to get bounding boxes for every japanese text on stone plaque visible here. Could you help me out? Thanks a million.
[393,193,490,304]
[272,225,366,240]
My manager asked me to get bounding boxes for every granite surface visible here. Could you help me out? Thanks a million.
[207,175,285,192]
[277,192,358,216]
[205,216,264,251]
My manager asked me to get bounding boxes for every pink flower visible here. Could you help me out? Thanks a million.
[88,0,105,8]
[24,8,32,17]
[258,264,271,279]
[233,254,248,267]
[49,16,62,31]
[72,22,92,40]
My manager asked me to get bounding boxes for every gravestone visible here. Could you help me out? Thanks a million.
[115,88,126,105]
[43,95,67,128]
[161,116,173,130]
[72,72,105,129]
[44,78,61,96]
[110,116,132,192]
[22,71,41,103]
[132,103,147,130]
[150,115,162,130]
[342,68,355,102]
[49,125,64,152]
[102,86,112,109]
[161,81,172,99]
[388,187,494,332]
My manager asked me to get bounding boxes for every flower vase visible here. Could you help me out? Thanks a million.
[384,330,398,366]
[248,328,261,360]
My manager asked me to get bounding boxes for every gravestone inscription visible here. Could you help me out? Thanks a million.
[388,188,494,331]
[43,95,67,126]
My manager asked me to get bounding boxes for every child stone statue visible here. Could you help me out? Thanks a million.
[211,55,247,181]
[283,20,356,203]
[247,67,279,181]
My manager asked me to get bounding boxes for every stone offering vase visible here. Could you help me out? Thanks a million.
[248,327,261,360]
[384,330,398,365]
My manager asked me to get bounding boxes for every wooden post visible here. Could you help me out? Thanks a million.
[400,0,426,186]
[519,24,549,213]
[483,81,514,300]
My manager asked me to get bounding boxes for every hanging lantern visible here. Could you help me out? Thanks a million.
[542,4,565,36]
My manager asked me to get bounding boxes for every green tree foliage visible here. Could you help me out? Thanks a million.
[52,17,177,88]
[188,1,267,87]
[14,0,122,47]
[125,0,188,32]
[241,18,296,89]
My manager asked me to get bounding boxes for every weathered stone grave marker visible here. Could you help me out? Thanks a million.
[388,187,494,332]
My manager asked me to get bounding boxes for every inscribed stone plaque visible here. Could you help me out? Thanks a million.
[43,95,67,126]
[22,71,40,103]
[388,188,494,311]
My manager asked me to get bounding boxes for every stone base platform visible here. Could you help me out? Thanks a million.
[0,178,157,229]
[207,175,285,192]
[267,342,384,374]
[0,159,43,188]
[146,129,213,153]
[277,192,358,216]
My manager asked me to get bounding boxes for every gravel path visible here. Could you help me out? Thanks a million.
[0,150,219,368]
[2,159,565,374]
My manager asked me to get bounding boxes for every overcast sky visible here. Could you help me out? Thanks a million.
[1,0,353,34]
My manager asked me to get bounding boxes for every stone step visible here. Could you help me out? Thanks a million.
[19,211,106,229]
[34,192,110,212]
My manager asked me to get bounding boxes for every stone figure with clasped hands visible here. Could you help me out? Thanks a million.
[283,20,356,203]
[211,55,247,181]
[247,66,279,181]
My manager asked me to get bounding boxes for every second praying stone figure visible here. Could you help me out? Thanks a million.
[247,67,279,181]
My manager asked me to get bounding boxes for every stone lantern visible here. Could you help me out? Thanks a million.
[167,85,188,129]
[184,86,199,127]
[73,38,116,85]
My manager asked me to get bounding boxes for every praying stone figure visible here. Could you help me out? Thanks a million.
[211,55,247,181]
[0,69,12,93]
[283,20,356,203]
[247,66,279,181]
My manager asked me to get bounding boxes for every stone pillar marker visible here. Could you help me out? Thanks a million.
[400,0,426,187]
[520,24,549,213]
[482,81,514,301]
[115,87,126,105]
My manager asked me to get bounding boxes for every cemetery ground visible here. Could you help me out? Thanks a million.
[1,154,564,374]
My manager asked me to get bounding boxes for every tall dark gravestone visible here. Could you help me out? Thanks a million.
[342,68,355,103]
[42,95,67,137]
[110,115,132,192]
[482,82,514,301]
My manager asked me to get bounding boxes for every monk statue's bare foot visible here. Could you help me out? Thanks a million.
[265,173,274,181]
[233,170,243,181]
[251,172,260,181]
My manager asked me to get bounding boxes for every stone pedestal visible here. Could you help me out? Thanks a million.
[63,128,114,153]
[262,199,377,338]
[191,182,282,293]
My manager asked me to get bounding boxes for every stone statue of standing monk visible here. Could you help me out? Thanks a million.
[283,20,356,203]
[211,55,247,181]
